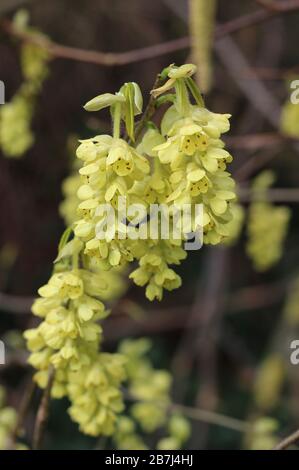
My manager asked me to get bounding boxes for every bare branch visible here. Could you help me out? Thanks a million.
[32,367,55,450]
[274,428,299,450]
[238,187,299,203]
[0,292,33,314]
[1,2,299,67]
[7,378,36,449]
[0,0,30,15]
[124,389,249,433]
[172,403,250,433]
[256,0,299,12]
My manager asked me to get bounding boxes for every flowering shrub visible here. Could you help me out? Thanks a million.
[23,63,238,446]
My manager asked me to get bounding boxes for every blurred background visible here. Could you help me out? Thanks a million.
[1,0,299,450]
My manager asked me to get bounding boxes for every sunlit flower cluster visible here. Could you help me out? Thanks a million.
[73,64,236,300]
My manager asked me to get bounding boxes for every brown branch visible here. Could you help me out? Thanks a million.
[7,378,36,449]
[274,428,299,450]
[101,280,288,342]
[230,134,299,182]
[256,0,299,12]
[0,0,29,15]
[193,248,228,447]
[235,149,282,183]
[238,187,299,203]
[0,291,33,314]
[240,66,299,80]
[124,390,249,433]
[226,133,289,151]
[32,367,55,450]
[255,0,278,10]
[2,2,299,67]
[172,403,250,433]
[216,0,299,37]
[169,247,228,420]
[0,269,289,320]
[1,18,189,66]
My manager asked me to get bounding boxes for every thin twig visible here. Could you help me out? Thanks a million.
[0,291,33,314]
[172,403,250,433]
[216,0,299,35]
[238,187,299,203]
[255,0,278,10]
[7,378,36,449]
[256,0,299,12]
[194,248,228,447]
[226,133,292,151]
[124,390,249,433]
[1,2,299,67]
[170,247,227,421]
[0,268,290,320]
[32,367,55,450]
[240,65,299,80]
[274,428,299,450]
[1,18,189,66]
[235,149,283,183]
[0,0,30,14]
[216,36,281,129]
[104,277,286,341]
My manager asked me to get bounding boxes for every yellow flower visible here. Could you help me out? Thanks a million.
[38,272,84,300]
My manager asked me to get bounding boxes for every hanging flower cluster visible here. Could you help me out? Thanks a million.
[59,140,127,303]
[246,171,291,271]
[0,11,50,158]
[253,355,285,413]
[25,63,237,444]
[189,0,217,93]
[24,261,127,436]
[74,64,237,300]
[244,417,279,450]
[0,387,27,450]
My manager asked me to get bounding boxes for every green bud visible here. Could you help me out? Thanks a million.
[131,82,143,115]
[168,64,197,79]
[84,93,125,112]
